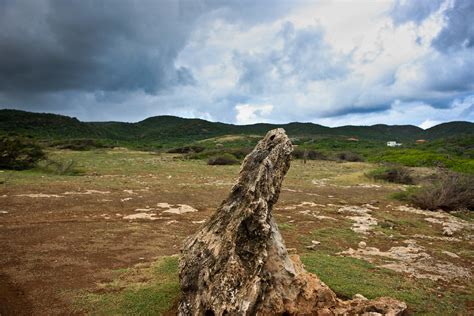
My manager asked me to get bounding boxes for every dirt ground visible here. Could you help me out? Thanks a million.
[0,150,472,315]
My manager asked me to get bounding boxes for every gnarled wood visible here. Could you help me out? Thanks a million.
[179,128,406,315]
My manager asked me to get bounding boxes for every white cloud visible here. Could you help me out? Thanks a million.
[235,103,273,125]
[2,0,473,126]
[419,119,442,129]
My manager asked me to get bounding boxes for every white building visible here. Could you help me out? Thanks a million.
[387,141,402,147]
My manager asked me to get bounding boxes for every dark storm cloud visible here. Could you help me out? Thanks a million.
[392,0,474,52]
[432,0,474,51]
[0,0,201,95]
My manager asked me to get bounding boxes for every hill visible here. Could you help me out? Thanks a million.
[1,109,473,145]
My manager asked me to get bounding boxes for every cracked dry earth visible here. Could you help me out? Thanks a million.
[0,151,473,315]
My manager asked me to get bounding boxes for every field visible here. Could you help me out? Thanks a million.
[1,148,473,315]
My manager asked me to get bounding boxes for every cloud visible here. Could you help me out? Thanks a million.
[0,0,203,95]
[432,0,474,51]
[391,0,474,52]
[391,0,445,25]
[235,103,273,125]
[0,0,473,126]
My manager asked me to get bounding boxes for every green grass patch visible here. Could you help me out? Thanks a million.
[301,252,473,315]
[76,256,180,315]
[302,226,360,253]
[370,149,474,173]
[278,222,294,231]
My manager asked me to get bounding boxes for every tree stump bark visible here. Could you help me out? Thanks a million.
[179,128,406,316]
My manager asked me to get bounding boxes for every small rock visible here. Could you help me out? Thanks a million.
[312,240,321,245]
[442,251,460,258]
[443,227,454,236]
[352,293,368,301]
[358,241,367,249]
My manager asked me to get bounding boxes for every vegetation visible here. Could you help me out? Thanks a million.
[207,153,240,165]
[301,252,472,315]
[396,172,474,211]
[366,165,414,184]
[1,109,473,173]
[336,151,364,162]
[2,109,473,145]
[78,252,473,316]
[76,256,180,315]
[0,136,46,170]
[38,159,83,176]
[48,138,112,151]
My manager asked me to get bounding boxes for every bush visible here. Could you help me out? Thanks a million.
[39,159,83,176]
[207,153,239,165]
[292,149,327,160]
[367,165,414,184]
[336,151,364,162]
[167,146,205,154]
[0,136,46,170]
[400,172,473,211]
[52,139,111,151]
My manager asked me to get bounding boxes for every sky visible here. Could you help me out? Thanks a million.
[0,0,473,128]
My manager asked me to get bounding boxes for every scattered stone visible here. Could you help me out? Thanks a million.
[163,204,198,215]
[357,184,381,188]
[121,197,133,202]
[352,294,368,301]
[123,213,158,220]
[192,220,206,224]
[442,251,460,259]
[358,241,367,249]
[64,190,110,195]
[0,210,8,214]
[16,193,62,198]
[134,208,155,212]
[339,239,471,282]
[156,202,172,208]
[166,220,178,225]
[179,129,406,315]
[338,205,378,234]
[397,206,473,236]
[412,234,462,242]
[312,240,321,245]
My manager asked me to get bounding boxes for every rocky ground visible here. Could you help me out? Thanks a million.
[0,149,472,315]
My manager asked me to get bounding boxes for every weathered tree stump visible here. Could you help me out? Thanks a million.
[179,128,406,315]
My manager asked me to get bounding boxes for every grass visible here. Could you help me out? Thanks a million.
[76,256,180,315]
[301,252,474,315]
[277,222,294,231]
[303,226,360,253]
[370,149,474,174]
[77,252,473,316]
[3,148,473,315]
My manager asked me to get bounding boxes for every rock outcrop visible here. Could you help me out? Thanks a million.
[179,128,406,315]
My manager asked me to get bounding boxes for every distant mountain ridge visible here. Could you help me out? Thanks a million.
[1,109,473,143]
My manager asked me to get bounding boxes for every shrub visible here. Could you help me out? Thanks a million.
[52,139,110,151]
[39,159,83,176]
[167,146,205,154]
[0,136,46,170]
[207,153,239,165]
[292,149,327,160]
[399,172,473,211]
[336,151,364,162]
[367,165,414,184]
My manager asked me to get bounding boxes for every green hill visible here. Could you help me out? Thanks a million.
[1,109,473,146]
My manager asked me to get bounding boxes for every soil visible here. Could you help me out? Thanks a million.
[0,158,472,315]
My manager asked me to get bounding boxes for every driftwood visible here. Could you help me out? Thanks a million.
[179,128,406,315]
